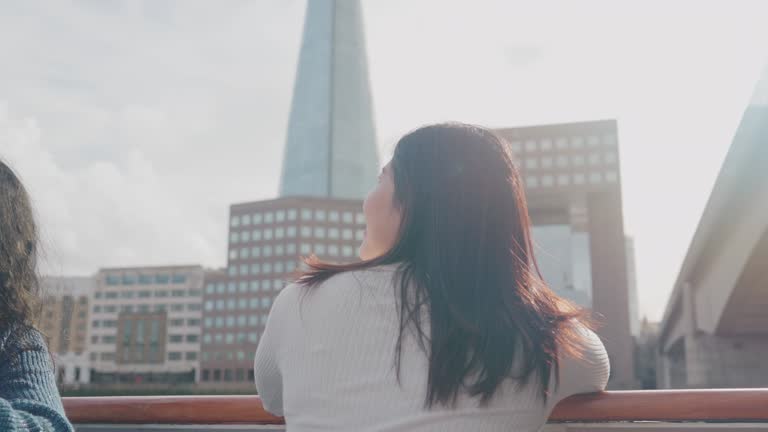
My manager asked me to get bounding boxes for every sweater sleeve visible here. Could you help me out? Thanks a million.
[253,283,299,417]
[548,325,610,411]
[0,329,74,432]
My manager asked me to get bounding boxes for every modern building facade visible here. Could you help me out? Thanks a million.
[497,119,635,389]
[626,236,640,336]
[657,66,768,389]
[38,276,95,387]
[199,197,365,387]
[279,0,379,199]
[89,266,204,386]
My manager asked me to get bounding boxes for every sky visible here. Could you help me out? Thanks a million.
[1,0,767,322]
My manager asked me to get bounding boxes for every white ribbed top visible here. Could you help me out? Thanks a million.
[254,265,609,432]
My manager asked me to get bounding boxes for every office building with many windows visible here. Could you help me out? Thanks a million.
[497,119,635,389]
[199,197,365,386]
[89,265,204,385]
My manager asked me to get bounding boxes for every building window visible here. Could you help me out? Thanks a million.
[261,298,272,309]
[573,155,585,166]
[300,243,311,254]
[314,227,326,238]
[228,267,237,276]
[605,171,618,183]
[525,158,538,169]
[104,305,117,313]
[343,212,353,224]
[171,304,184,312]
[229,249,238,260]
[106,275,121,285]
[355,230,364,241]
[172,290,185,297]
[542,157,553,168]
[275,244,284,256]
[526,176,539,188]
[169,335,183,343]
[260,315,268,325]
[605,152,617,164]
[249,281,260,293]
[328,228,339,239]
[93,305,101,313]
[264,212,274,224]
[356,212,365,225]
[204,317,213,328]
[273,279,283,290]
[225,334,235,344]
[314,244,326,255]
[286,244,296,255]
[557,174,570,186]
[275,227,284,239]
[91,336,99,344]
[205,283,215,294]
[342,246,353,257]
[171,319,184,327]
[571,136,585,148]
[274,262,285,273]
[286,226,296,238]
[138,304,150,313]
[238,298,248,309]
[105,292,118,299]
[186,352,197,361]
[251,246,261,258]
[588,135,601,147]
[230,216,240,227]
[215,317,224,328]
[248,332,259,343]
[589,172,603,184]
[589,153,601,166]
[286,261,297,272]
[542,175,554,186]
[329,211,340,222]
[263,263,272,274]
[101,353,115,361]
[94,292,102,299]
[241,231,251,242]
[252,229,262,241]
[253,213,263,225]
[205,301,214,311]
[557,155,569,167]
[328,245,339,256]
[540,138,553,150]
[342,229,353,240]
[138,275,153,284]
[603,134,617,146]
[314,210,326,221]
[251,263,261,275]
[238,281,248,292]
[300,226,311,237]
[555,137,569,149]
[525,139,537,151]
[262,280,271,290]
[241,214,251,226]
[227,299,236,310]
[264,229,273,240]
[168,352,182,361]
[240,264,249,276]
[263,246,273,258]
[230,232,240,244]
[287,209,297,221]
[155,274,170,284]
[510,141,522,152]
[186,335,199,343]
[301,209,312,221]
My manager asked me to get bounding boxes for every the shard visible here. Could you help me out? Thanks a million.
[279,0,379,199]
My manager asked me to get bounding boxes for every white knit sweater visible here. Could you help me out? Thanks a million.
[254,265,609,432]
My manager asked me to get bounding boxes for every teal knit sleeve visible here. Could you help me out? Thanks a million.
[0,328,74,432]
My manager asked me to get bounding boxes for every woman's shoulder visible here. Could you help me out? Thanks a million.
[0,324,50,365]
[554,324,610,399]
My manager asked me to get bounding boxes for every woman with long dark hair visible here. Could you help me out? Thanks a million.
[0,160,73,431]
[254,123,609,431]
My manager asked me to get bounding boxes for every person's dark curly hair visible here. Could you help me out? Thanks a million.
[0,159,41,330]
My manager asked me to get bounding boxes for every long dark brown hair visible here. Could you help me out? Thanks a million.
[298,123,590,407]
[0,159,41,330]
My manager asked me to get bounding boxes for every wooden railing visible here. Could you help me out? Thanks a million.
[63,389,768,425]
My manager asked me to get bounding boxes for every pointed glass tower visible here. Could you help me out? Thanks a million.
[279,0,379,199]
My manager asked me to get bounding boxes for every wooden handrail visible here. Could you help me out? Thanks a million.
[63,389,768,425]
